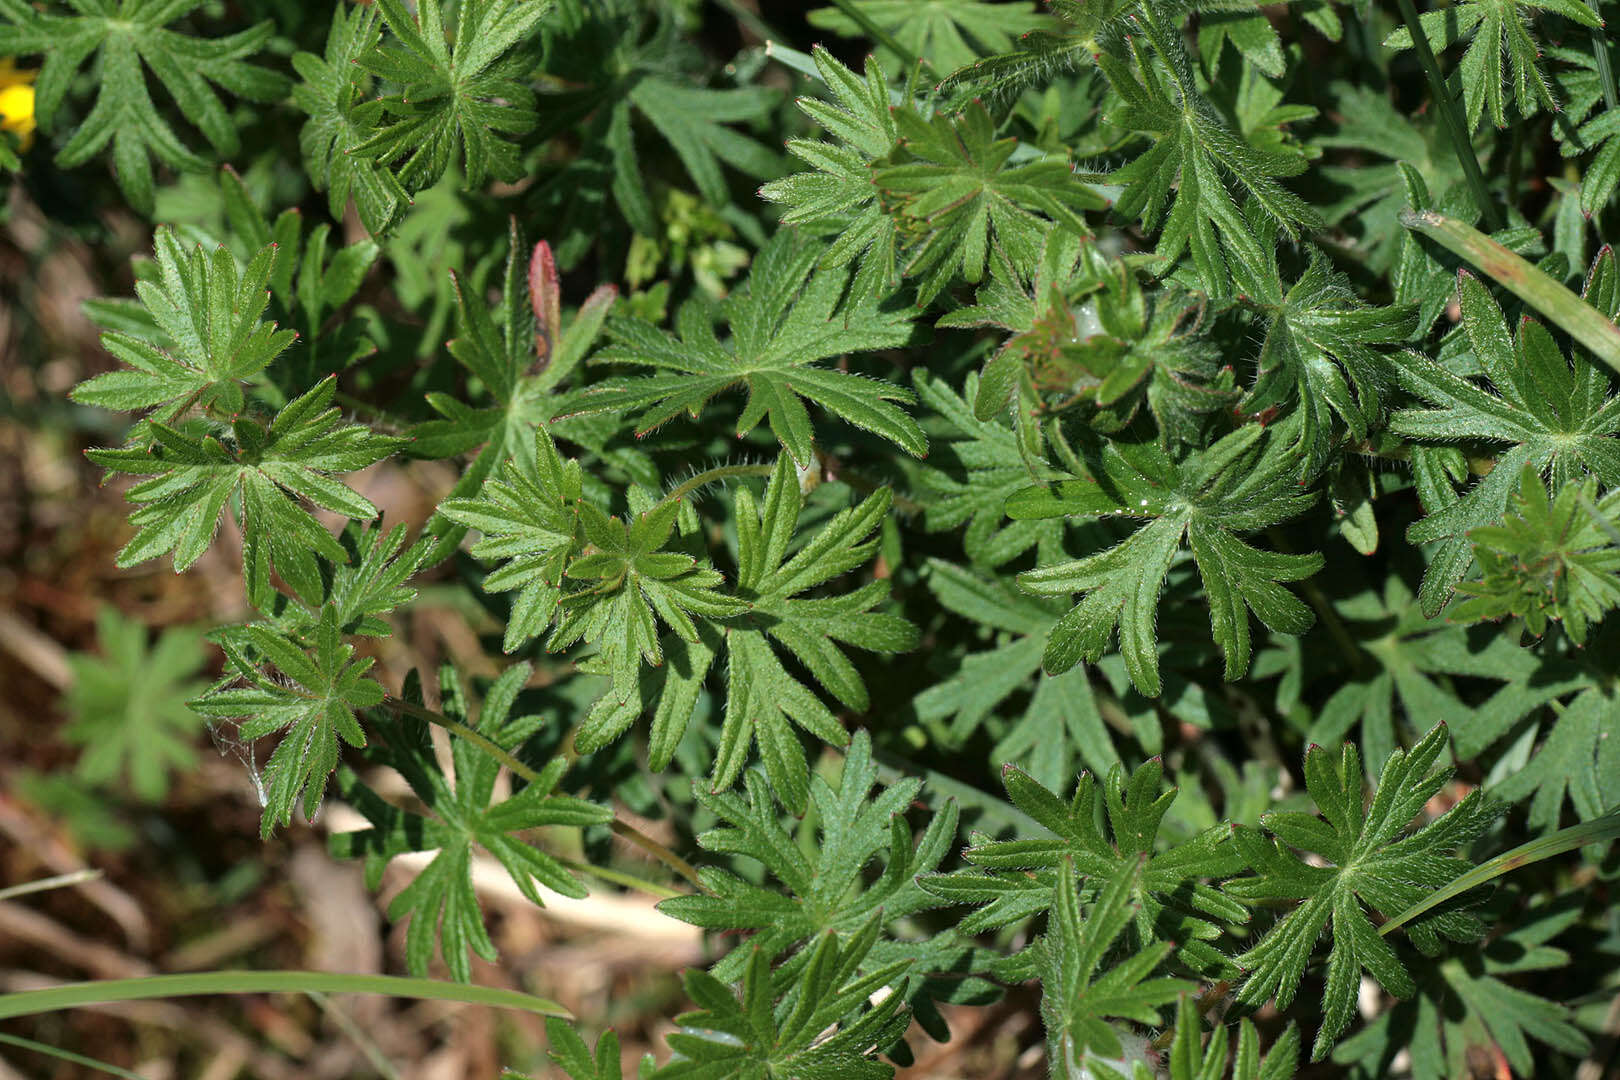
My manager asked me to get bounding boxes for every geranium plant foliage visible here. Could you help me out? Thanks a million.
[7,0,1620,1074]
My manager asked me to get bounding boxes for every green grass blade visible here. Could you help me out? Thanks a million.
[0,869,102,903]
[1393,0,1502,229]
[1380,808,1620,937]
[0,971,571,1021]
[0,1032,151,1079]
[307,990,404,1080]
[1401,209,1620,375]
[1594,28,1618,111]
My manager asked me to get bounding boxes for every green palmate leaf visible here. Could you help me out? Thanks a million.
[707,459,916,809]
[331,665,611,981]
[875,101,1105,306]
[319,522,432,636]
[938,227,1234,443]
[658,731,982,1035]
[1552,43,1620,216]
[0,0,289,215]
[290,1,408,235]
[415,220,616,551]
[245,520,433,644]
[660,924,911,1080]
[1489,686,1620,831]
[763,48,1104,309]
[190,607,386,836]
[534,2,782,250]
[580,230,924,468]
[583,457,918,812]
[1225,41,1326,165]
[1010,420,1323,697]
[72,227,296,424]
[1575,106,1620,221]
[9,774,137,853]
[1303,574,1584,776]
[922,758,1246,978]
[759,47,901,312]
[441,426,745,684]
[806,0,1038,74]
[434,423,581,653]
[1099,7,1320,298]
[283,236,380,381]
[85,377,405,607]
[1391,270,1620,615]
[63,606,208,803]
[1458,466,1620,641]
[1227,724,1500,1060]
[913,560,1118,787]
[620,77,780,218]
[1197,6,1286,78]
[911,372,1063,569]
[354,0,548,193]
[1451,465,1620,643]
[933,224,1102,422]
[200,165,380,387]
[1383,0,1599,130]
[1333,903,1591,1080]
[1034,860,1191,1076]
[1240,247,1419,465]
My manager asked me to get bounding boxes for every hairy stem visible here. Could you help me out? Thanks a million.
[384,693,536,781]
[609,820,706,892]
[553,854,684,900]
[661,463,776,505]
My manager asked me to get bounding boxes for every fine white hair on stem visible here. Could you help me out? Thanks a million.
[662,452,776,503]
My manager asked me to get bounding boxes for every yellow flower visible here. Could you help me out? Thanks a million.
[0,58,37,152]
